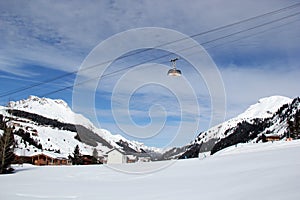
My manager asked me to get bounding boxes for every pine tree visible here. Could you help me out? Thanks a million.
[0,123,15,174]
[71,145,82,165]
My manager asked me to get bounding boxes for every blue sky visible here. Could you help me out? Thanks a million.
[0,0,300,148]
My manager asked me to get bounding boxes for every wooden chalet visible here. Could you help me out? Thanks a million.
[80,155,94,165]
[31,153,70,165]
[262,134,281,142]
[14,152,71,166]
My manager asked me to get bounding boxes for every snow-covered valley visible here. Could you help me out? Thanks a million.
[1,94,300,164]
[1,140,300,200]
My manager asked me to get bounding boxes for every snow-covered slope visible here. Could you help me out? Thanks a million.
[7,95,94,129]
[196,96,292,145]
[2,95,298,160]
[163,95,299,159]
[1,140,299,200]
[237,95,292,119]
[260,96,300,138]
[1,96,160,159]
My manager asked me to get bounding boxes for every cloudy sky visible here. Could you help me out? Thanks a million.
[0,0,300,147]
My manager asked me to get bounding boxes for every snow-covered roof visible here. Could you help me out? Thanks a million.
[106,148,125,154]
[15,147,68,159]
[106,148,140,158]
[264,133,280,138]
[28,151,68,159]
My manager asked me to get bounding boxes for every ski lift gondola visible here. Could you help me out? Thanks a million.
[167,58,181,76]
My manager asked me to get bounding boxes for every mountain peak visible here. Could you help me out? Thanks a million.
[8,95,70,110]
[7,95,88,126]
[238,95,292,119]
[257,95,291,104]
[0,95,160,159]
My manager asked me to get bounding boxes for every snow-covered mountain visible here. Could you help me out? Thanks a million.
[237,95,292,119]
[162,95,300,159]
[0,96,160,160]
[1,95,299,161]
[7,95,94,129]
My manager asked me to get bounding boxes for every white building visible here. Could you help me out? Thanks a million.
[106,148,151,164]
[107,148,127,164]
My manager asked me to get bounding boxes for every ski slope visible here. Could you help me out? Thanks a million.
[1,140,300,200]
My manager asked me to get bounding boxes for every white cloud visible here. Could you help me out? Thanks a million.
[1,0,299,75]
[0,57,39,77]
[220,64,300,119]
[1,0,299,147]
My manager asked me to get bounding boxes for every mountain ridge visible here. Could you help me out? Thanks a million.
[1,95,299,161]
[0,96,161,160]
[162,95,299,159]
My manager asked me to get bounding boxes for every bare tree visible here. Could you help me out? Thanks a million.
[92,148,99,164]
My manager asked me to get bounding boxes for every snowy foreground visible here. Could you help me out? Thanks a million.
[1,141,300,200]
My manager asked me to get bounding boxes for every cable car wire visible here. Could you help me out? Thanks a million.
[41,10,300,97]
[1,2,300,98]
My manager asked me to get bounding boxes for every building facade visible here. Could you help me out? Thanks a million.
[107,149,127,164]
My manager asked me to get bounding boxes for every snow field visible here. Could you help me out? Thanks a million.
[1,140,299,200]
